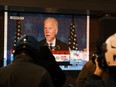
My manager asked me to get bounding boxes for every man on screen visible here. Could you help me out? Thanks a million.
[38,17,69,51]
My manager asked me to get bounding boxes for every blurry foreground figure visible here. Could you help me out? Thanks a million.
[83,33,116,87]
[0,35,54,87]
[36,46,66,87]
[76,43,108,87]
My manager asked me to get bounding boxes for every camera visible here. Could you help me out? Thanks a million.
[92,54,98,64]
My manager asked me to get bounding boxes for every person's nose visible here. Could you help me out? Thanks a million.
[45,29,50,33]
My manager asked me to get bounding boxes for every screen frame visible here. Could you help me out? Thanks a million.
[3,11,90,70]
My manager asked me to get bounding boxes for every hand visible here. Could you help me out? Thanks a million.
[94,58,103,77]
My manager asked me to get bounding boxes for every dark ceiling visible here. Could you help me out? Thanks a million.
[0,0,116,18]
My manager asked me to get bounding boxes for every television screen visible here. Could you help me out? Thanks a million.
[4,12,89,70]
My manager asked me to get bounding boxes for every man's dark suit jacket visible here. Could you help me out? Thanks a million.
[38,39,69,50]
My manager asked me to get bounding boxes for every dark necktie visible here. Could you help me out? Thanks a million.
[49,43,53,50]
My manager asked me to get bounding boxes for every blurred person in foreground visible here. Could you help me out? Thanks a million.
[76,40,109,87]
[0,35,54,87]
[83,33,116,87]
[38,17,69,51]
[36,45,66,87]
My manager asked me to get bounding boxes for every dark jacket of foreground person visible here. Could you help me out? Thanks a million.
[36,46,66,87]
[0,53,54,87]
[83,68,116,87]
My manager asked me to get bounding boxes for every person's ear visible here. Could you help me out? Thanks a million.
[55,28,58,35]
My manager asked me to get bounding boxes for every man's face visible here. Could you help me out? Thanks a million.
[44,20,58,42]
